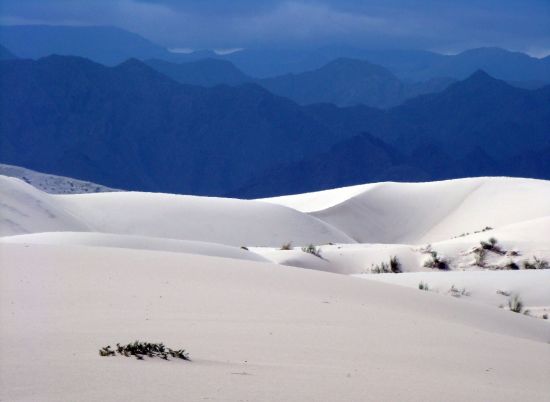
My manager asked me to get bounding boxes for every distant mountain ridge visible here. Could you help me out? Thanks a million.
[2,25,548,85]
[143,57,456,108]
[0,25,172,65]
[1,55,548,197]
[0,55,347,195]
[0,44,17,59]
[256,58,455,108]
[144,58,251,87]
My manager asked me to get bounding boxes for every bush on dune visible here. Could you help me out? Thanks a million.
[423,251,449,270]
[302,244,322,258]
[370,256,402,274]
[99,341,190,361]
[523,256,549,270]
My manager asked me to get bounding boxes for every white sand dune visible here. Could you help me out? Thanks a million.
[1,243,549,402]
[0,176,354,246]
[262,177,550,244]
[252,216,550,274]
[357,270,550,319]
[1,174,550,401]
[0,232,269,262]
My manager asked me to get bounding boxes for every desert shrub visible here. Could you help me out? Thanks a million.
[280,242,293,250]
[473,247,487,267]
[370,262,391,274]
[302,244,322,258]
[418,281,430,291]
[503,260,519,270]
[448,285,470,298]
[99,341,190,361]
[479,237,504,255]
[423,251,449,270]
[508,295,524,313]
[523,256,549,270]
[370,256,401,274]
[389,256,402,273]
[418,244,432,254]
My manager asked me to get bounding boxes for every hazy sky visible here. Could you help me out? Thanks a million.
[1,0,549,56]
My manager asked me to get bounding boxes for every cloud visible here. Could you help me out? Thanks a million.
[1,0,549,54]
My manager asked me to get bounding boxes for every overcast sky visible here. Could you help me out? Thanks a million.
[1,0,549,56]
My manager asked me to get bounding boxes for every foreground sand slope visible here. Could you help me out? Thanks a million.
[1,243,549,402]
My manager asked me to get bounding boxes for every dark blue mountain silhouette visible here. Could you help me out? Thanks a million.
[1,56,548,196]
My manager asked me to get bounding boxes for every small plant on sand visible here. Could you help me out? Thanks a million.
[473,247,487,267]
[423,251,449,270]
[302,244,322,258]
[503,260,519,270]
[448,285,470,298]
[99,341,190,361]
[508,294,524,313]
[523,256,549,270]
[370,261,391,274]
[418,281,430,291]
[389,256,402,273]
[280,241,293,250]
[370,256,401,274]
[480,237,503,254]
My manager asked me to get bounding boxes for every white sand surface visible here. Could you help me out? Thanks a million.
[0,232,269,262]
[1,175,549,401]
[357,270,550,318]
[0,176,353,246]
[1,243,549,402]
[262,177,550,244]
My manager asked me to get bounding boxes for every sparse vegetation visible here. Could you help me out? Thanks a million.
[508,294,524,313]
[389,256,401,273]
[280,242,293,250]
[503,260,519,270]
[418,281,430,291]
[240,246,249,251]
[370,256,401,273]
[423,251,449,270]
[370,261,391,274]
[523,256,549,270]
[479,237,504,254]
[473,247,487,267]
[496,289,511,297]
[99,341,190,361]
[543,314,548,320]
[302,244,322,258]
[448,285,470,298]
[453,226,493,239]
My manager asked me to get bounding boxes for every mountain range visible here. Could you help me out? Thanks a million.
[1,25,549,84]
[144,58,251,87]
[0,44,16,59]
[1,55,549,197]
[0,56,345,195]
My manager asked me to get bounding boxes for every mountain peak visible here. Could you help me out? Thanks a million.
[458,69,511,89]
[114,57,163,76]
[469,69,493,80]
